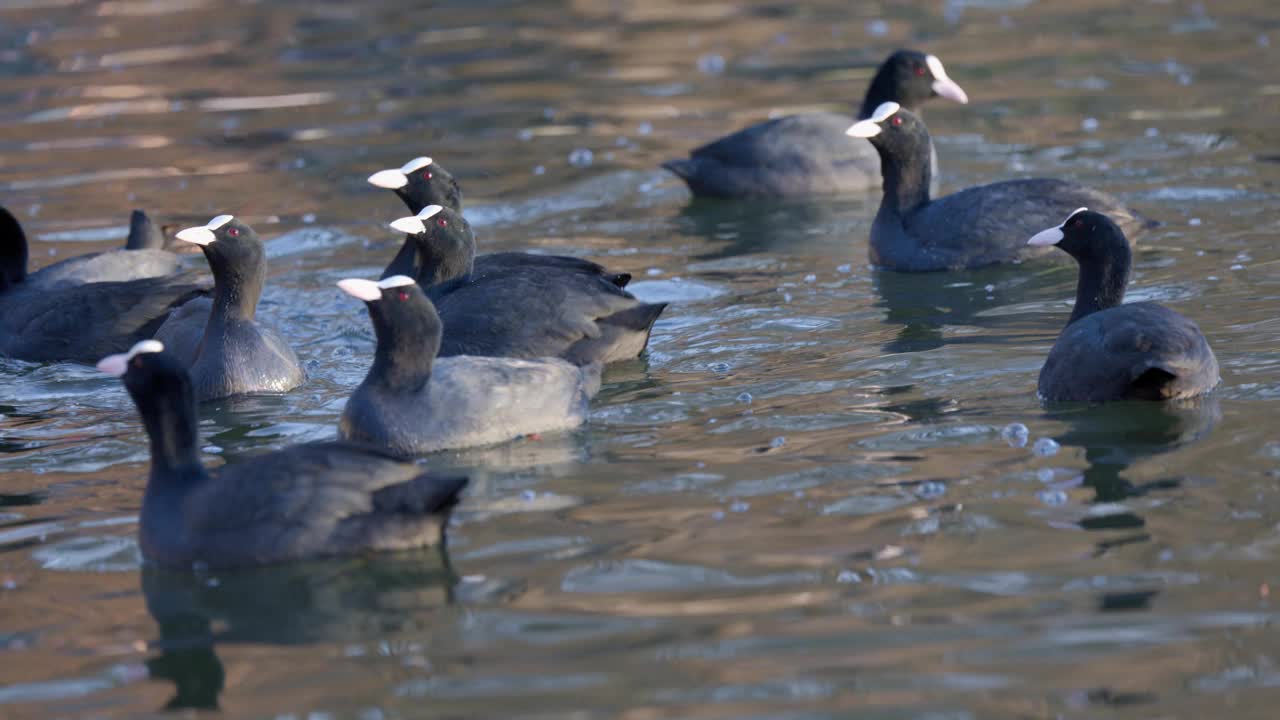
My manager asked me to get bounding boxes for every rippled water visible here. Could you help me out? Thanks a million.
[2,0,1280,717]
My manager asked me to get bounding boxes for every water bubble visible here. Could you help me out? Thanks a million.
[865,19,890,36]
[711,510,726,521]
[1178,73,1193,86]
[697,53,726,74]
[533,165,546,176]
[518,128,534,141]
[804,273,817,283]
[984,284,995,293]
[793,490,806,498]
[730,501,750,513]
[1001,423,1029,448]
[1032,437,1060,457]
[614,136,629,148]
[1189,217,1202,226]
[836,264,852,273]
[301,213,316,224]
[646,267,663,276]
[1037,489,1068,506]
[916,481,947,499]
[1081,117,1099,132]
[205,576,221,588]
[782,292,793,303]
[637,121,653,136]
[1230,264,1244,271]
[736,392,753,404]
[568,148,594,168]
[708,362,731,373]
[770,436,786,449]
[1207,275,1219,281]
[1037,468,1056,483]
[521,490,537,501]
[836,569,862,583]
[542,107,556,120]
[1146,127,1160,137]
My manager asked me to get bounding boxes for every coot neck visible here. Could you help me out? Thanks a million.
[1067,246,1131,325]
[206,247,264,324]
[875,142,933,219]
[0,209,29,293]
[137,379,206,482]
[365,302,441,393]
[382,239,419,280]
[412,232,475,289]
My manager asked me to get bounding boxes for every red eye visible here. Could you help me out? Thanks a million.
[914,65,926,76]
[397,290,409,301]
[227,227,240,237]
[422,170,433,180]
[1072,219,1083,228]
[891,116,903,127]
[131,356,143,369]
[436,217,447,227]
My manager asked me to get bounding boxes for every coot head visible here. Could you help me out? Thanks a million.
[0,206,28,292]
[339,275,443,383]
[846,102,932,161]
[98,339,188,401]
[175,215,267,318]
[388,205,476,286]
[1028,208,1130,263]
[368,156,462,213]
[873,50,969,109]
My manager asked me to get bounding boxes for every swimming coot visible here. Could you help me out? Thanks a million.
[153,215,304,400]
[337,275,601,456]
[847,103,1155,271]
[662,49,969,198]
[1029,208,1219,402]
[389,206,666,364]
[369,156,631,286]
[97,340,467,569]
[3,206,181,290]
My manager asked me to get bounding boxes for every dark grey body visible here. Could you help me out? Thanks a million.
[340,355,600,456]
[0,277,205,364]
[664,112,938,197]
[140,441,465,570]
[1038,302,1219,402]
[26,209,180,289]
[872,178,1152,272]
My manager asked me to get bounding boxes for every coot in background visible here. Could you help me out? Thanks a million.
[847,103,1155,271]
[662,49,969,197]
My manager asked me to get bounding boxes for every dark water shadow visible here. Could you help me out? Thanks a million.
[872,260,1074,354]
[1048,397,1221,533]
[673,196,873,262]
[142,548,456,711]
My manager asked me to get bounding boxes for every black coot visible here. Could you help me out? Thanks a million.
[97,340,467,569]
[368,156,631,286]
[3,206,180,290]
[0,208,206,364]
[1030,208,1219,402]
[153,215,304,400]
[388,205,666,364]
[337,276,600,456]
[661,49,969,197]
[847,103,1155,271]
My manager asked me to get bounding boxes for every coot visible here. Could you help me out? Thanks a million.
[3,206,180,290]
[847,103,1154,271]
[97,340,467,569]
[662,49,969,197]
[153,215,304,400]
[389,206,666,364]
[337,275,601,456]
[1030,208,1218,402]
[368,156,630,286]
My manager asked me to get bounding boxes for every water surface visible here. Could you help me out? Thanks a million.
[2,0,1280,717]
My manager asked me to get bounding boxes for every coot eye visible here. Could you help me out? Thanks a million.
[1071,219,1083,228]
[227,227,240,237]
[436,217,448,227]
[131,356,144,369]
[891,115,903,127]
[914,65,926,76]
[397,290,409,301]
[422,170,433,180]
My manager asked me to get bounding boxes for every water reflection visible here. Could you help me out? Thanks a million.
[674,197,869,261]
[142,550,456,711]
[1049,397,1220,533]
[873,261,1073,353]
